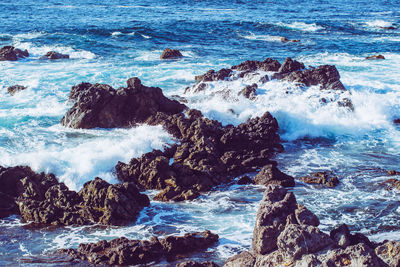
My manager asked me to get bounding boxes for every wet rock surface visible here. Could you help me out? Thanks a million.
[0,45,29,61]
[7,85,27,95]
[224,185,394,267]
[58,230,219,266]
[61,77,186,129]
[0,165,149,226]
[40,51,70,60]
[160,48,183,59]
[116,110,283,201]
[254,164,295,187]
[299,171,340,187]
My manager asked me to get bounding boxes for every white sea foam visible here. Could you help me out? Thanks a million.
[111,31,122,36]
[240,33,283,42]
[365,19,394,28]
[276,21,324,32]
[0,125,174,191]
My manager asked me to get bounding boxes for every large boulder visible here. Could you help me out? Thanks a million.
[160,48,183,59]
[58,230,218,265]
[61,77,186,129]
[0,46,29,61]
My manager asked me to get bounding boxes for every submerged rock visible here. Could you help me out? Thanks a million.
[224,185,391,267]
[40,51,69,60]
[0,46,29,61]
[61,77,186,129]
[366,54,385,60]
[58,230,219,265]
[299,171,340,187]
[7,85,27,95]
[238,83,257,100]
[160,48,183,59]
[0,165,149,226]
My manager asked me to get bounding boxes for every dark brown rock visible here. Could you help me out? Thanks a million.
[238,83,257,100]
[299,171,340,187]
[7,85,27,95]
[375,241,400,267]
[195,68,233,82]
[366,55,385,60]
[176,260,219,267]
[224,251,255,267]
[40,51,69,60]
[0,46,29,61]
[60,77,186,129]
[237,175,254,185]
[254,164,295,187]
[277,57,305,74]
[385,178,400,191]
[58,230,218,265]
[231,58,281,72]
[161,48,183,59]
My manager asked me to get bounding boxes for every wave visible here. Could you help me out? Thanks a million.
[365,19,395,28]
[240,33,283,42]
[276,21,324,32]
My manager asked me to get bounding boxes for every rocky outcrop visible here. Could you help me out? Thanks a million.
[58,230,218,265]
[176,260,219,267]
[0,46,29,61]
[161,48,183,59]
[224,185,393,267]
[366,55,385,60]
[40,51,69,60]
[7,85,27,95]
[61,77,186,129]
[254,164,295,187]
[299,171,340,187]
[375,241,400,267]
[116,110,284,201]
[0,165,149,226]
[238,83,257,100]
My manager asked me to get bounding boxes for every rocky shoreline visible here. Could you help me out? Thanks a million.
[1,55,399,266]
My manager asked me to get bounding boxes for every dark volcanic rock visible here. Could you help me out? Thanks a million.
[238,83,257,100]
[277,57,305,74]
[299,171,340,187]
[160,48,183,59]
[195,68,233,82]
[58,230,218,265]
[0,46,29,61]
[366,55,385,60]
[0,165,149,226]
[254,164,295,187]
[61,77,186,129]
[282,64,346,90]
[176,260,219,267]
[237,175,254,185]
[7,85,27,95]
[40,51,70,60]
[231,58,281,72]
[385,178,400,191]
[225,184,392,267]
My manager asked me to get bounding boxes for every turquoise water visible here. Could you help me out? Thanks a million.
[1,0,400,265]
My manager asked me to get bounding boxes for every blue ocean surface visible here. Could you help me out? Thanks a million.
[1,0,400,265]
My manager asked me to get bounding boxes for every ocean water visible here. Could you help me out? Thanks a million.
[1,0,400,265]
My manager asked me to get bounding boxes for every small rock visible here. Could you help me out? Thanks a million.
[7,85,27,96]
[375,241,400,267]
[387,170,399,176]
[40,51,69,60]
[160,48,183,59]
[237,175,254,185]
[254,164,295,187]
[0,46,29,61]
[299,171,340,188]
[238,83,257,100]
[385,178,400,191]
[366,55,385,60]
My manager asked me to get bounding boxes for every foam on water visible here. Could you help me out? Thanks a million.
[240,32,283,42]
[276,21,324,32]
[365,19,395,28]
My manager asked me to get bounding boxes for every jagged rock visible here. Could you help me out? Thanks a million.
[299,171,340,187]
[231,58,281,72]
[238,83,257,100]
[0,165,149,226]
[237,175,254,185]
[195,68,233,82]
[385,178,400,191]
[160,48,183,59]
[375,241,400,267]
[40,51,69,60]
[282,64,346,90]
[366,55,385,60]
[61,77,186,129]
[338,97,355,111]
[224,251,255,267]
[176,260,219,267]
[254,164,295,187]
[58,230,218,265]
[7,85,27,95]
[0,46,29,61]
[295,204,319,227]
[275,57,305,75]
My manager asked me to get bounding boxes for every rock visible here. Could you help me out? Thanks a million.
[195,68,233,82]
[58,230,218,265]
[281,37,300,43]
[237,175,254,185]
[295,204,319,227]
[61,77,186,129]
[224,251,255,267]
[299,171,340,187]
[375,241,400,267]
[160,48,183,59]
[394,119,400,124]
[277,57,305,74]
[282,64,346,91]
[176,261,219,267]
[338,97,355,111]
[238,83,257,100]
[366,55,385,60]
[254,164,295,187]
[231,58,281,72]
[7,85,27,95]
[384,178,400,191]
[380,26,397,30]
[40,51,69,60]
[387,170,400,176]
[277,224,334,261]
[0,46,29,61]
